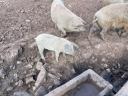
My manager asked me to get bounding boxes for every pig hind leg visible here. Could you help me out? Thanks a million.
[119,27,128,37]
[88,21,101,40]
[115,27,124,37]
[100,28,108,40]
[55,51,60,62]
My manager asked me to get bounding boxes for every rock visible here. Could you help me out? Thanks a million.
[13,73,18,81]
[13,91,31,96]
[34,57,40,62]
[7,86,13,92]
[25,76,35,84]
[101,57,107,62]
[48,73,57,79]
[35,86,47,96]
[25,64,33,69]
[15,80,24,87]
[103,63,108,68]
[53,79,61,86]
[1,45,23,64]
[29,42,37,49]
[10,64,16,70]
[34,66,46,91]
[0,68,6,79]
[36,62,43,71]
[17,61,22,65]
[25,19,31,23]
[121,72,128,79]
[48,73,61,86]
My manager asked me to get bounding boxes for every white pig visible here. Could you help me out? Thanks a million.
[35,33,78,62]
[102,0,128,5]
[51,0,86,36]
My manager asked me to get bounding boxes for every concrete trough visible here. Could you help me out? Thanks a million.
[115,81,128,96]
[45,69,113,96]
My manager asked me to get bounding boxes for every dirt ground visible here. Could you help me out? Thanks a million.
[0,0,128,96]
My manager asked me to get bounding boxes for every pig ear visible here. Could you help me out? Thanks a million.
[64,44,73,53]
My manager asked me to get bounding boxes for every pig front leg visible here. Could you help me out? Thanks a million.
[37,46,45,61]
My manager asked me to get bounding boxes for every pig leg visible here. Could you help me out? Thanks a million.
[88,22,101,40]
[117,30,123,37]
[88,28,94,40]
[100,28,108,40]
[62,53,66,58]
[38,47,45,61]
[55,51,60,62]
[57,25,66,37]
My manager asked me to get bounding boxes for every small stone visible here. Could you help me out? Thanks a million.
[12,65,16,70]
[53,79,61,86]
[13,91,31,96]
[121,72,128,79]
[68,4,72,8]
[25,64,33,69]
[103,63,108,68]
[7,87,13,91]
[48,73,56,79]
[35,86,47,96]
[15,80,24,87]
[25,19,31,23]
[36,62,43,70]
[13,73,18,81]
[102,58,106,62]
[48,86,53,90]
[17,61,22,65]
[20,10,25,13]
[34,57,40,62]
[0,68,6,79]
[25,76,35,84]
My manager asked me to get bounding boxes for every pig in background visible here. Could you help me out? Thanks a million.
[35,34,78,62]
[88,3,128,40]
[102,0,128,5]
[51,0,87,36]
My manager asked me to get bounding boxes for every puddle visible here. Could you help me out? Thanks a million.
[64,80,102,96]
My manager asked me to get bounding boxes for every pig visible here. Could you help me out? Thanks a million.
[51,0,86,36]
[88,3,128,40]
[102,0,128,5]
[35,33,78,62]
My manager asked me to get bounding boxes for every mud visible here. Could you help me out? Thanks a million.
[0,0,128,96]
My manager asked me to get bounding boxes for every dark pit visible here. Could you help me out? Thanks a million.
[63,79,103,96]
